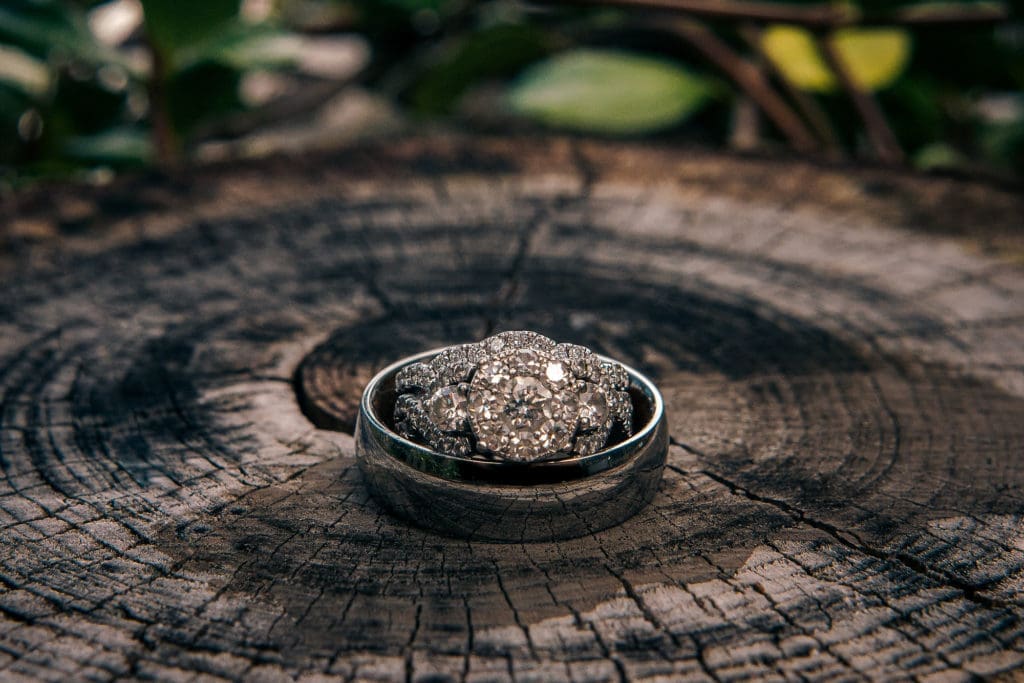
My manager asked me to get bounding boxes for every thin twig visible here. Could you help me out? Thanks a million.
[729,95,761,150]
[889,2,1008,25]
[737,23,841,155]
[670,18,819,152]
[533,0,1007,27]
[817,34,904,164]
[538,0,853,26]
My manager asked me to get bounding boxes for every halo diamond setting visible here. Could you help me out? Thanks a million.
[394,331,633,462]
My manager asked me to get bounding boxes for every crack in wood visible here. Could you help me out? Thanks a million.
[669,442,1017,614]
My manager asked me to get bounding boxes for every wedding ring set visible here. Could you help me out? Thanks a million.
[355,331,668,541]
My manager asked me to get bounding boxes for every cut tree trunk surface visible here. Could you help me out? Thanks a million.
[1,136,1023,682]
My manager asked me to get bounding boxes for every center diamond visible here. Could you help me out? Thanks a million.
[468,348,578,461]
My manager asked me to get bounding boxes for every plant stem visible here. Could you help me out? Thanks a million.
[147,44,180,168]
[738,23,841,156]
[889,3,1008,25]
[817,34,904,164]
[670,18,819,152]
[729,95,761,150]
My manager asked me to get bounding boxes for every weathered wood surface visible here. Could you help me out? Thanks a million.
[1,136,1024,682]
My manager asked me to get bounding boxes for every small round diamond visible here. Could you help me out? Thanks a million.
[577,384,609,429]
[545,361,566,382]
[469,349,579,461]
[427,386,469,432]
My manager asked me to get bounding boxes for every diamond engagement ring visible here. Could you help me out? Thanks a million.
[393,331,633,462]
[354,331,668,541]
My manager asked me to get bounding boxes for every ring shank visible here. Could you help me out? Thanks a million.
[355,349,668,542]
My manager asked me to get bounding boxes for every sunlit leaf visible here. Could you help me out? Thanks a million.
[0,45,52,98]
[87,0,144,47]
[913,142,966,171]
[174,23,304,72]
[213,32,303,70]
[762,25,912,93]
[0,0,119,64]
[761,26,833,91]
[508,49,713,135]
[833,28,912,91]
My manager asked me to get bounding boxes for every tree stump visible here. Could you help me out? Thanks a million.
[2,136,1024,682]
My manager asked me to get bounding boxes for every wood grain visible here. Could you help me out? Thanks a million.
[1,136,1023,681]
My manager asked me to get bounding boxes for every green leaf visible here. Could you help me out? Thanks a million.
[139,0,240,65]
[761,25,912,93]
[913,142,966,171]
[411,24,550,115]
[173,23,303,73]
[166,61,242,134]
[508,49,713,135]
[62,126,152,165]
[0,0,116,64]
[880,77,945,151]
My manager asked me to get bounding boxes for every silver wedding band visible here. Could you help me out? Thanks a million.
[355,344,668,542]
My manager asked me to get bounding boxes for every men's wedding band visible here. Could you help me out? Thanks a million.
[354,336,668,542]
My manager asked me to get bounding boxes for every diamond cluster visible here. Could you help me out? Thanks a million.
[394,331,633,462]
[469,348,578,460]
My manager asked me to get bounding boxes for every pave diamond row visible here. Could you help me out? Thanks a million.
[394,331,633,462]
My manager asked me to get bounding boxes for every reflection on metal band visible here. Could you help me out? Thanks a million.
[355,348,668,542]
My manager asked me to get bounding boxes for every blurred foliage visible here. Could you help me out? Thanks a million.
[411,23,549,114]
[0,0,1022,185]
[508,48,715,133]
[760,26,912,92]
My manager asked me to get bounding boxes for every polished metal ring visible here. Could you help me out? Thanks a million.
[354,336,668,542]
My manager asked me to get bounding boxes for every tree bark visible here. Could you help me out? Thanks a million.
[1,136,1023,681]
